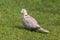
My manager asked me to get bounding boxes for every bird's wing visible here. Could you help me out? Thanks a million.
[23,15,40,28]
[30,16,38,24]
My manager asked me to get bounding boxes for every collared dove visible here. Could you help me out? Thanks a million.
[20,9,49,33]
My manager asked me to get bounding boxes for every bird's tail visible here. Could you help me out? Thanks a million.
[38,27,49,33]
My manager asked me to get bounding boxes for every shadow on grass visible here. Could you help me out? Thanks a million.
[12,25,49,34]
[12,25,30,31]
[12,25,24,29]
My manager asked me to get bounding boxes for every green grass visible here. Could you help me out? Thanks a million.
[0,0,60,40]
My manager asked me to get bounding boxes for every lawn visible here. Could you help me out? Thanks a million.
[0,0,60,40]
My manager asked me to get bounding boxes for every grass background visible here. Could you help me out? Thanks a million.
[0,0,60,40]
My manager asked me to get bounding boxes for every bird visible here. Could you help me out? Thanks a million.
[20,9,49,33]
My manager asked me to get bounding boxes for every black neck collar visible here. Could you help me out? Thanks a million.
[25,15,27,16]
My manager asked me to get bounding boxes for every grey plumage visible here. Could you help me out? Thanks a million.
[21,9,49,33]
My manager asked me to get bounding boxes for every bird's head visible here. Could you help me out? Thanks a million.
[21,9,28,15]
